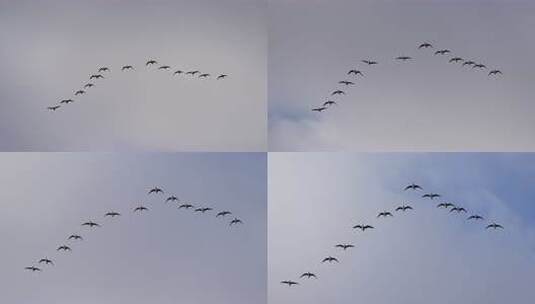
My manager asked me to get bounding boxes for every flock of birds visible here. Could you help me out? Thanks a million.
[46,60,229,111]
[311,42,503,113]
[24,186,243,273]
[280,182,504,287]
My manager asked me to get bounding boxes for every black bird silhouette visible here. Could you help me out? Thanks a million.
[312,107,327,112]
[198,73,210,78]
[38,258,53,265]
[105,211,121,217]
[217,74,228,80]
[338,80,355,86]
[422,193,440,199]
[98,67,110,72]
[186,70,200,76]
[230,218,243,226]
[449,57,463,63]
[84,83,94,89]
[450,207,467,213]
[462,61,475,66]
[331,90,345,96]
[148,187,163,194]
[146,60,157,66]
[353,224,374,231]
[467,215,484,221]
[74,90,85,95]
[216,211,232,217]
[323,101,337,107]
[122,65,134,71]
[434,49,451,55]
[335,244,354,250]
[404,183,422,191]
[281,280,299,286]
[488,70,502,76]
[134,206,149,213]
[173,70,183,75]
[166,196,179,202]
[57,245,71,251]
[300,272,317,279]
[486,223,504,230]
[322,256,339,263]
[377,211,393,218]
[158,65,171,70]
[473,64,487,69]
[60,99,74,104]
[68,234,83,240]
[418,42,433,49]
[362,60,378,65]
[81,221,100,228]
[347,70,363,76]
[89,74,104,80]
[47,105,61,111]
[437,202,454,209]
[194,207,213,213]
[178,203,194,209]
[25,266,41,272]
[396,56,412,61]
[395,205,413,212]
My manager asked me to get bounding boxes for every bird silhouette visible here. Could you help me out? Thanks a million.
[449,57,463,63]
[57,245,71,251]
[98,67,110,72]
[323,101,337,107]
[331,90,345,96]
[122,65,134,71]
[146,60,158,66]
[81,221,100,228]
[395,205,413,212]
[47,105,61,111]
[194,207,213,213]
[281,280,299,286]
[89,74,104,80]
[473,64,487,69]
[353,224,374,231]
[216,211,232,217]
[60,99,74,104]
[74,90,85,95]
[217,74,228,80]
[486,223,504,230]
[149,187,163,194]
[68,234,83,240]
[173,70,183,75]
[230,218,243,226]
[347,70,363,76]
[362,60,378,65]
[300,272,317,279]
[404,183,422,191]
[134,206,149,213]
[312,107,327,112]
[434,49,451,55]
[422,193,440,199]
[418,42,433,49]
[158,65,171,70]
[450,207,467,213]
[198,73,210,78]
[467,215,484,221]
[166,196,179,202]
[178,203,194,209]
[38,258,53,265]
[377,211,393,218]
[84,83,94,89]
[322,256,339,263]
[338,80,355,86]
[437,202,454,209]
[186,71,200,76]
[335,244,354,250]
[25,266,41,272]
[104,211,121,217]
[488,70,502,76]
[396,56,412,61]
[462,61,475,66]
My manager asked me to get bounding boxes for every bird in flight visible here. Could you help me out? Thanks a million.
[198,73,210,78]
[25,266,41,272]
[38,258,54,265]
[486,223,504,230]
[149,187,163,194]
[462,60,475,66]
[488,70,502,76]
[173,70,183,75]
[146,60,158,66]
[353,224,374,231]
[418,42,433,49]
[122,65,134,71]
[450,207,467,213]
[82,221,100,228]
[166,196,179,202]
[281,280,299,286]
[105,211,121,217]
[322,256,339,263]
[347,69,363,76]
[60,99,74,104]
[300,272,317,279]
[362,60,378,65]
[68,234,83,241]
[74,90,85,95]
[377,211,393,218]
[57,245,71,251]
[89,74,104,80]
[395,205,413,212]
[84,83,94,89]
[194,207,213,213]
[422,193,440,199]
[217,74,228,80]
[312,107,327,112]
[216,211,232,217]
[396,56,412,61]
[158,65,171,70]
[449,57,463,63]
[467,215,484,221]
[335,244,354,250]
[47,105,61,111]
[437,202,454,209]
[323,101,337,107]
[98,67,110,72]
[186,70,200,76]
[404,183,422,191]
[338,80,355,86]
[331,90,345,96]
[178,203,194,209]
[434,49,451,55]
[230,218,243,226]
[473,63,487,69]
[134,206,149,213]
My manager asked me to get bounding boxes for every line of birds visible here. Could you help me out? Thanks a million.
[311,41,503,113]
[280,182,503,287]
[24,186,243,273]
[46,60,229,111]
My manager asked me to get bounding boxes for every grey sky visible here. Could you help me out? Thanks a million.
[269,153,535,304]
[0,0,266,151]
[0,152,266,304]
[269,0,535,151]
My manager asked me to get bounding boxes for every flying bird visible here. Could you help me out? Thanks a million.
[60,99,74,104]
[84,83,94,89]
[104,211,121,217]
[422,193,440,199]
[134,206,149,213]
[322,256,339,263]
[230,218,243,226]
[122,65,134,71]
[68,234,83,240]
[449,57,463,63]
[323,101,337,107]
[467,215,484,221]
[486,223,504,230]
[377,211,393,218]
[338,80,355,86]
[362,60,378,65]
[395,205,413,212]
[194,207,213,213]
[173,70,183,75]
[57,245,71,251]
[418,42,433,49]
[335,244,354,250]
[166,196,179,202]
[25,266,41,272]
[434,49,451,55]
[146,60,157,66]
[186,70,200,76]
[98,67,110,72]
[331,90,345,96]
[148,187,163,194]
[300,272,317,279]
[38,258,53,265]
[473,64,487,69]
[312,107,327,112]
[89,74,104,80]
[437,202,454,209]
[198,73,210,78]
[216,211,232,217]
[450,207,467,213]
[81,221,100,228]
[347,70,363,76]
[488,70,502,76]
[74,90,85,95]
[353,224,374,231]
[281,280,299,286]
[178,203,194,209]
[462,61,475,66]
[396,56,412,61]
[158,65,171,70]
[404,183,422,191]
[217,74,228,80]
[47,105,61,111]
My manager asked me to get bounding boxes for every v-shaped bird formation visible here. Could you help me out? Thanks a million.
[24,186,243,273]
[280,182,503,287]
[311,41,503,113]
[47,60,229,112]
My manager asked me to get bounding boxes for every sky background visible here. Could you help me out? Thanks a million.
[0,152,266,304]
[0,0,266,151]
[268,0,535,151]
[269,153,535,304]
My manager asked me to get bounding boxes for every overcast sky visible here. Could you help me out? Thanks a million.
[268,0,535,151]
[0,0,266,151]
[0,152,266,304]
[269,153,535,304]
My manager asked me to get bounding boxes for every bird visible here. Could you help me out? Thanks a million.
[47,105,61,111]
[338,80,355,86]
[473,64,487,69]
[89,74,104,80]
[450,207,467,213]
[486,223,504,230]
[74,90,85,95]
[230,218,243,226]
[134,206,149,213]
[98,67,110,72]
[158,65,171,70]
[104,211,121,217]
[198,73,210,78]
[81,221,100,228]
[312,107,327,112]
[194,207,213,213]
[362,60,378,65]
[331,90,345,96]
[462,60,476,66]
[449,57,463,63]
[68,234,83,240]
[418,42,433,49]
[404,183,422,191]
[173,70,183,75]
[395,205,413,212]
[434,49,451,55]
[488,70,502,76]
[146,60,157,66]
[281,280,299,286]
[60,99,74,104]
[323,101,337,107]
[322,256,339,263]
[38,258,53,265]
[121,65,134,71]
[148,187,163,194]
[84,83,94,89]
[396,56,412,61]
[422,193,440,199]
[467,215,484,221]
[186,70,200,76]
[300,272,317,279]
[437,202,454,209]
[57,245,71,251]
[216,211,232,217]
[377,211,393,218]
[166,196,179,202]
[217,74,228,80]
[178,203,194,209]
[335,244,354,250]
[353,224,374,231]
[347,69,363,76]
[25,266,41,272]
